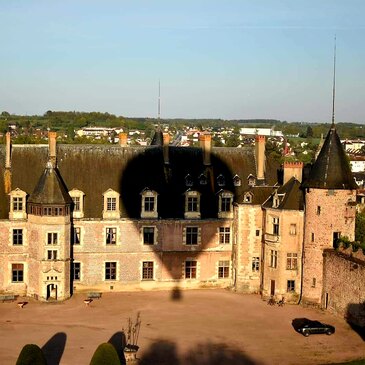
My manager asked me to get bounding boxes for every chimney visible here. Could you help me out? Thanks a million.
[4,132,11,193]
[119,132,128,147]
[283,161,303,185]
[48,131,57,167]
[199,133,212,166]
[163,133,170,164]
[255,135,266,180]
[5,132,11,169]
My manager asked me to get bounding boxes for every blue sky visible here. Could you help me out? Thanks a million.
[1,0,364,122]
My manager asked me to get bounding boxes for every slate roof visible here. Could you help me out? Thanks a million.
[302,126,357,190]
[237,186,276,205]
[263,177,304,211]
[0,143,279,219]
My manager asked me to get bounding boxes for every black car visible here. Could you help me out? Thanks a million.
[293,318,335,337]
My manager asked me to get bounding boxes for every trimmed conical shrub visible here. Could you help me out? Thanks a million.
[16,344,47,365]
[90,343,120,365]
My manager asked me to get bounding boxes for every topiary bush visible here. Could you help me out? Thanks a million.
[16,344,47,365]
[90,343,120,365]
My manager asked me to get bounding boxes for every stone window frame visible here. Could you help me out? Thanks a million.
[185,174,193,187]
[272,216,280,235]
[9,188,27,220]
[73,262,81,281]
[287,280,295,292]
[243,192,253,204]
[218,260,230,279]
[286,253,298,270]
[46,232,59,246]
[69,188,85,219]
[102,189,120,220]
[184,190,201,219]
[10,227,27,246]
[289,224,297,236]
[183,260,198,279]
[270,249,278,268]
[198,173,207,186]
[233,174,241,187]
[183,226,201,246]
[72,226,83,245]
[141,261,154,280]
[252,257,260,272]
[217,174,226,187]
[141,226,158,245]
[47,250,58,260]
[140,188,158,219]
[105,227,118,245]
[104,261,117,281]
[218,190,234,219]
[247,174,256,187]
[11,263,24,283]
[218,226,231,244]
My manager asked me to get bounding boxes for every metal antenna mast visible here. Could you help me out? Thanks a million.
[158,80,161,120]
[331,36,336,128]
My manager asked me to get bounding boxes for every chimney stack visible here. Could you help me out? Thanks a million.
[119,132,128,147]
[4,132,11,193]
[255,135,266,180]
[283,161,303,185]
[163,133,170,164]
[199,133,212,166]
[48,131,57,167]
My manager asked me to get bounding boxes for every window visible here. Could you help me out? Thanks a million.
[286,253,298,270]
[218,260,230,278]
[143,227,155,245]
[199,174,207,185]
[185,260,197,279]
[311,233,315,242]
[187,197,198,212]
[252,257,260,272]
[73,227,81,245]
[219,227,230,244]
[106,228,117,245]
[105,262,117,280]
[273,217,279,235]
[317,206,321,215]
[270,250,278,268]
[141,189,158,218]
[12,229,23,245]
[218,191,233,218]
[47,250,57,260]
[221,197,231,212]
[287,280,295,292]
[142,261,154,280]
[73,197,80,212]
[47,233,58,245]
[12,263,23,282]
[107,197,116,211]
[73,262,81,281]
[290,224,297,235]
[185,174,193,187]
[256,230,260,237]
[233,175,241,187]
[217,174,225,187]
[312,278,316,288]
[186,227,199,245]
[13,197,23,211]
[144,197,155,212]
[243,193,252,203]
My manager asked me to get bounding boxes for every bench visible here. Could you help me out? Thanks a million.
[87,292,102,299]
[0,294,18,303]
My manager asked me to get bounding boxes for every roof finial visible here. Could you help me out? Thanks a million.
[331,35,336,129]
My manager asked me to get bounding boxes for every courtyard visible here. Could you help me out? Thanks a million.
[0,289,364,365]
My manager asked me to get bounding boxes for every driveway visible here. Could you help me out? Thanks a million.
[0,289,364,364]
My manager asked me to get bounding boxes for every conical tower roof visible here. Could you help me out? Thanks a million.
[28,162,72,205]
[302,126,357,189]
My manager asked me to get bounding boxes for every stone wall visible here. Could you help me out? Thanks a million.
[323,248,365,327]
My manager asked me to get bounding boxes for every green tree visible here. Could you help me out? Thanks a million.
[16,344,47,365]
[90,343,120,365]
[355,212,365,245]
[306,126,314,138]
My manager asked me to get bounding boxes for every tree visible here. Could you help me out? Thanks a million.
[16,344,47,365]
[306,126,314,138]
[89,343,120,365]
[355,212,365,245]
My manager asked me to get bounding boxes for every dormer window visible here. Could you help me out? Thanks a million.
[233,175,241,187]
[9,188,27,220]
[69,189,85,219]
[247,174,256,187]
[185,174,193,187]
[217,174,225,187]
[243,192,252,204]
[141,188,158,219]
[184,190,201,219]
[218,191,233,219]
[102,189,120,219]
[272,192,284,208]
[199,174,207,186]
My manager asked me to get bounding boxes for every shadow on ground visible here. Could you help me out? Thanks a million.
[346,303,365,341]
[139,340,257,365]
[41,332,67,365]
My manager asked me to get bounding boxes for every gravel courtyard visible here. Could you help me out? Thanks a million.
[0,289,364,365]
